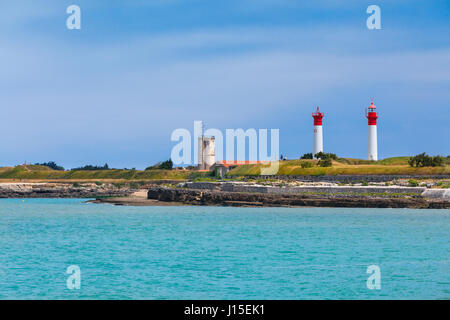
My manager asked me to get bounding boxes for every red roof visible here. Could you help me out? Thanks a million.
[217,160,269,168]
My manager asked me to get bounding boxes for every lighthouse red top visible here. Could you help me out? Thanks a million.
[366,101,378,125]
[312,106,324,126]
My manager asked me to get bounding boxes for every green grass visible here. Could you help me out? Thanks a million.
[436,181,450,189]
[336,156,411,165]
[336,158,375,165]
[0,165,192,181]
[1,157,449,181]
[297,191,419,197]
[374,157,411,165]
[227,158,450,176]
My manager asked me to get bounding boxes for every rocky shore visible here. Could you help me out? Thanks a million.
[146,183,450,209]
[0,182,133,198]
[1,181,449,209]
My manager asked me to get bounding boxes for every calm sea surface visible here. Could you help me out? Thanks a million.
[0,199,448,299]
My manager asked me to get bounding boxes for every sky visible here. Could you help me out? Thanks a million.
[0,0,449,169]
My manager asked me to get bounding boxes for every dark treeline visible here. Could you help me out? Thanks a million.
[31,160,176,171]
[145,159,173,171]
[71,163,110,171]
[34,161,65,171]
[300,152,338,160]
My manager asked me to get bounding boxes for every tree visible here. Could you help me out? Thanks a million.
[314,152,338,160]
[318,158,332,167]
[408,153,444,167]
[300,161,314,168]
[34,161,65,171]
[147,159,174,170]
[432,156,444,167]
[72,163,110,171]
[300,153,313,159]
[159,159,173,170]
[314,152,326,159]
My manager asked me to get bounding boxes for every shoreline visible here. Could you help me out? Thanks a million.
[1,181,449,209]
[86,198,186,206]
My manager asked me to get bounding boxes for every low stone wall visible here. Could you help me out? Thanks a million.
[421,189,450,200]
[147,187,449,209]
[256,175,450,182]
[185,182,426,195]
[184,182,222,190]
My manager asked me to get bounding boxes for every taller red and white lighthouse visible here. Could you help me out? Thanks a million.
[312,107,324,157]
[366,100,378,161]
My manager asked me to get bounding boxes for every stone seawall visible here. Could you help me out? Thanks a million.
[147,187,449,209]
[184,182,426,195]
[255,174,450,182]
[421,189,450,200]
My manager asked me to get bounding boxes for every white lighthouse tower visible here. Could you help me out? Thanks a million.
[312,107,324,157]
[366,100,378,161]
[198,136,215,170]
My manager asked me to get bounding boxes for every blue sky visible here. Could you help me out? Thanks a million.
[0,0,449,169]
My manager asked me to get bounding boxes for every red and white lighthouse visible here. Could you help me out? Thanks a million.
[312,107,324,157]
[366,100,378,161]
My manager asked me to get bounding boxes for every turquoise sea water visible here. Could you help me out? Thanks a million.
[0,198,448,300]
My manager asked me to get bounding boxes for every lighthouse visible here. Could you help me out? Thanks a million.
[198,136,215,170]
[312,107,324,157]
[366,100,378,161]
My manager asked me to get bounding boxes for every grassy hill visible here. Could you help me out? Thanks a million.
[1,156,449,181]
[0,165,194,181]
[227,157,450,176]
[337,156,411,165]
